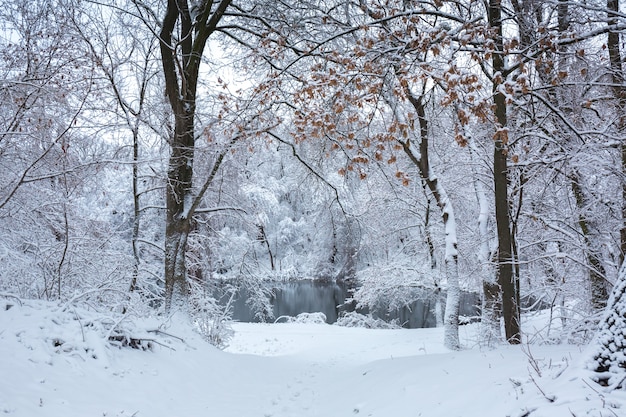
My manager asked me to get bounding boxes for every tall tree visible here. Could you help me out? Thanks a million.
[398,90,461,349]
[607,0,626,265]
[157,0,233,310]
[489,0,520,343]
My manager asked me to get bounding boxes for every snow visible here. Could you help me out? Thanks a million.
[1,300,625,417]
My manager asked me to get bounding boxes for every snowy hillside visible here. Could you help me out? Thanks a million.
[0,300,624,417]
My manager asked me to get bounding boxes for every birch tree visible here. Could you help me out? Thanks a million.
[398,91,461,349]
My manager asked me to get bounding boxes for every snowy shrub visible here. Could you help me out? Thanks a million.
[275,312,328,324]
[352,264,437,313]
[335,311,400,329]
[188,285,234,350]
[590,263,626,389]
[192,314,234,350]
[294,312,327,324]
[243,281,275,323]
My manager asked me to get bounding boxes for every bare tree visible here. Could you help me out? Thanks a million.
[606,0,626,265]
[155,0,234,310]
[488,0,520,343]
[69,2,168,306]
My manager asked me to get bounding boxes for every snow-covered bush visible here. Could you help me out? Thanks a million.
[352,258,436,301]
[351,263,441,323]
[590,263,626,388]
[335,311,400,329]
[275,312,328,324]
[244,282,275,323]
[188,285,233,350]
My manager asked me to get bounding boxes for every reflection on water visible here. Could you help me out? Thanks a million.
[217,279,480,329]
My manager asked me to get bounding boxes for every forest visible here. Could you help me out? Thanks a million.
[2,0,626,388]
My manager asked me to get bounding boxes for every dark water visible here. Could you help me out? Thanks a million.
[220,280,480,329]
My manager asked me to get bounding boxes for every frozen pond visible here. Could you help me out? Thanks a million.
[218,280,480,328]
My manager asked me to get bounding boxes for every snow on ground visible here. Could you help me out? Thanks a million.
[0,299,624,417]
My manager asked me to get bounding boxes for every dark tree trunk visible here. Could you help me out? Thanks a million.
[158,0,232,311]
[607,0,626,265]
[129,111,140,295]
[257,224,275,271]
[164,115,195,309]
[489,0,520,344]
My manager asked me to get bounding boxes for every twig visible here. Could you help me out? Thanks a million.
[528,369,556,402]
[60,288,129,312]
[519,408,537,417]
[582,377,602,395]
[521,341,542,377]
[105,314,130,342]
[0,292,23,306]
[108,335,175,351]
[581,378,621,416]
[72,308,86,343]
[267,131,347,213]
[147,329,185,342]
[143,338,175,351]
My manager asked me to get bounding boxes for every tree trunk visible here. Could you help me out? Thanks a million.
[570,171,609,310]
[469,140,501,344]
[401,91,461,350]
[129,102,141,296]
[257,224,275,271]
[423,195,444,327]
[165,211,191,310]
[163,113,195,310]
[158,0,232,311]
[607,0,626,265]
[489,0,520,343]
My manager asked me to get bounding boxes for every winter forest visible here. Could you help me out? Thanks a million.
[3,0,626,415]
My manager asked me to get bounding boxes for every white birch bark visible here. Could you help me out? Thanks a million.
[469,141,501,345]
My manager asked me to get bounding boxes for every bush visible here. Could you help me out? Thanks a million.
[591,263,626,389]
[335,311,400,329]
[274,312,328,324]
[188,286,233,350]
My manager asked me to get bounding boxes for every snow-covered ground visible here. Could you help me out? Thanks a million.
[1,299,624,417]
